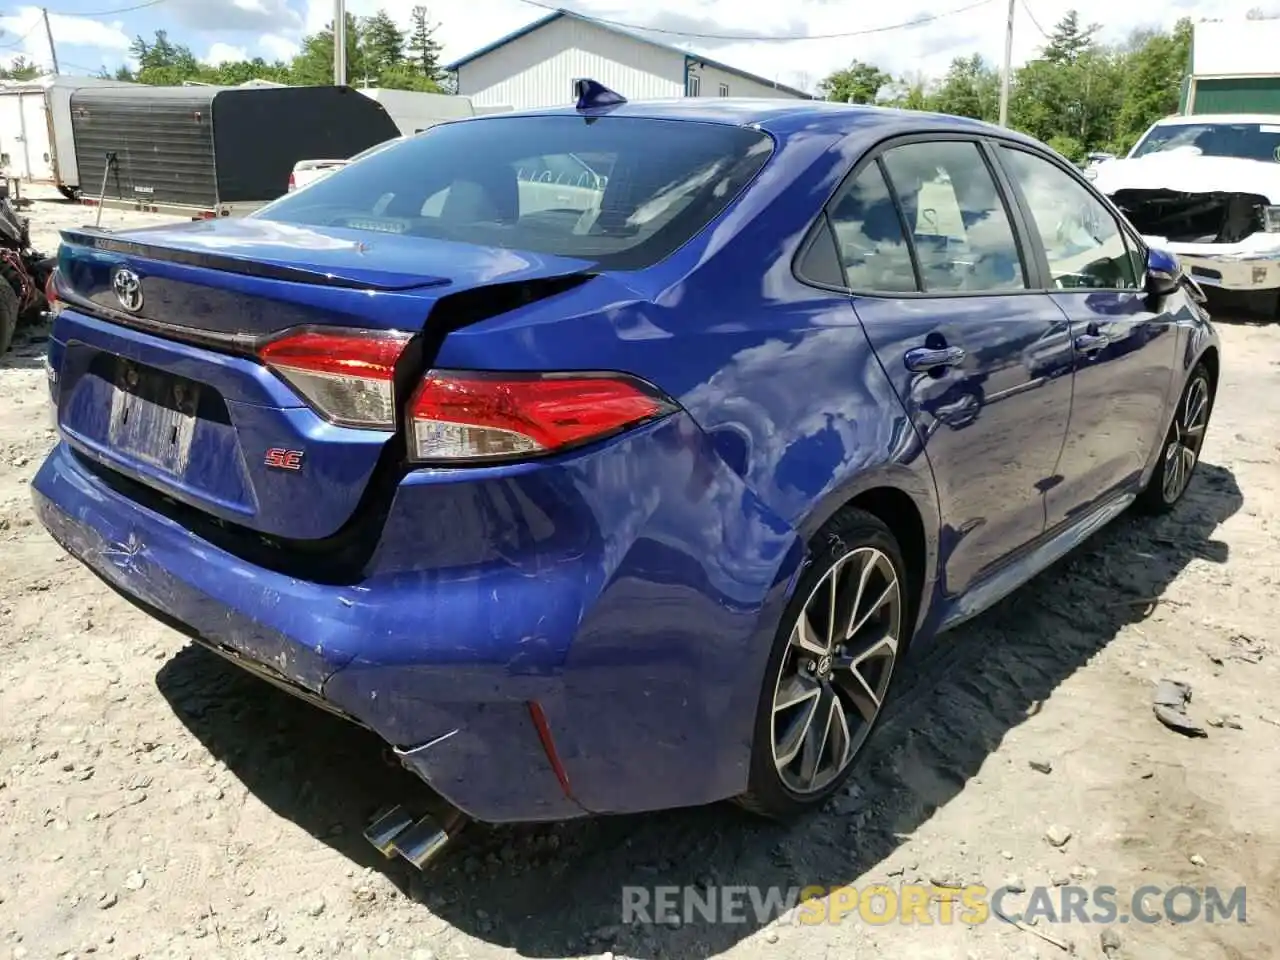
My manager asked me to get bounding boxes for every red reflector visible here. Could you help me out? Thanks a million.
[44,268,59,306]
[258,328,411,429]
[407,370,675,462]
[287,172,296,191]
[528,701,576,802]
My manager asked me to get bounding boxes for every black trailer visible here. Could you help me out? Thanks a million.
[70,84,400,217]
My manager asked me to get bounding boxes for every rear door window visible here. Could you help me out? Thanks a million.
[257,116,774,270]
[879,141,1029,293]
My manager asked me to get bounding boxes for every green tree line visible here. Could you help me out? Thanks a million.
[819,10,1193,161]
[104,5,446,92]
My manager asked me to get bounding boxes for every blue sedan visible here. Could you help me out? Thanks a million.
[31,82,1218,865]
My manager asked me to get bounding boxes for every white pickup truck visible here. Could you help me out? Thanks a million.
[1091,114,1280,317]
[288,137,405,193]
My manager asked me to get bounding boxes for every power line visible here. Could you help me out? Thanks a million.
[1018,0,1050,39]
[512,0,997,43]
[0,19,43,50]
[49,0,170,18]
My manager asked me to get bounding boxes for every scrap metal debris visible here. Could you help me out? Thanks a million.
[1153,679,1208,738]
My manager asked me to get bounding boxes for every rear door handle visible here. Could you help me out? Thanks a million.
[1074,332,1110,352]
[905,345,966,373]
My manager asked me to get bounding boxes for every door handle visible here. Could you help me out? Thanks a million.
[905,345,966,373]
[1074,332,1110,352]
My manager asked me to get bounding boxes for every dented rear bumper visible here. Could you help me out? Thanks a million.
[32,399,796,824]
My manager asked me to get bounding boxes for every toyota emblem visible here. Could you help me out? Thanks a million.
[112,266,144,313]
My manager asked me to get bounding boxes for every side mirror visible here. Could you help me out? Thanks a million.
[1145,246,1180,298]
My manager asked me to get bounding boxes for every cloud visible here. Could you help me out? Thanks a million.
[0,5,131,71]
[164,0,302,33]
[260,33,300,61]
[205,42,249,65]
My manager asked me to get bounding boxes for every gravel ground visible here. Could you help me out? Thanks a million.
[1,188,1278,960]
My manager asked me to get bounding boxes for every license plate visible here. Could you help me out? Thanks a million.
[107,362,200,475]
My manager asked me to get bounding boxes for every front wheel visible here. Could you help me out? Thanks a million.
[1136,363,1212,514]
[736,507,910,819]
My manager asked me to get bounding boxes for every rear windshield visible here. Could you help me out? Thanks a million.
[256,115,774,270]
[1131,122,1280,162]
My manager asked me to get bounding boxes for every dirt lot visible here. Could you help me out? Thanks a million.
[1,189,1278,960]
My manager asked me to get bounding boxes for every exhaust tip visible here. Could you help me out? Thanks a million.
[362,804,469,870]
[364,805,417,857]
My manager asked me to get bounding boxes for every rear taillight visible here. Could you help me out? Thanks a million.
[287,172,297,191]
[257,328,411,429]
[44,269,60,317]
[406,371,676,463]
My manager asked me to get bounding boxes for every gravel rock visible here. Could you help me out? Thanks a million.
[1100,928,1122,954]
[1189,853,1207,866]
[122,870,145,892]
[96,891,117,910]
[1028,759,1053,774]
[1003,876,1027,893]
[1045,824,1072,848]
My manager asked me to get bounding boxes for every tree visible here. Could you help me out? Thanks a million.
[290,12,365,86]
[1042,10,1100,66]
[408,6,443,81]
[127,29,201,85]
[361,9,406,77]
[0,57,41,81]
[1111,18,1192,152]
[819,59,891,104]
[929,54,1000,121]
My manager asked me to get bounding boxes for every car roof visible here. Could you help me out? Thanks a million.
[473,97,1044,147]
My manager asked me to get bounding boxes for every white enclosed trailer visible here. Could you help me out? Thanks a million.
[0,75,138,195]
[355,87,511,135]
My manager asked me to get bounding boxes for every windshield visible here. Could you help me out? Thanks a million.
[1131,121,1280,162]
[257,115,774,270]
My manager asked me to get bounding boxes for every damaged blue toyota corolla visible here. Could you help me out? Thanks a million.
[32,81,1219,867]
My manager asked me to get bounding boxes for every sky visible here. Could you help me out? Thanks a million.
[0,0,1272,92]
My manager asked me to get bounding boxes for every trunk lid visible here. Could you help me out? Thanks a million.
[52,219,594,542]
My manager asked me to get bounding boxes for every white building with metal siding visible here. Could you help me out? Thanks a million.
[445,9,812,111]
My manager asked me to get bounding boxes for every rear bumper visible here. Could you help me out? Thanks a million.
[33,413,802,822]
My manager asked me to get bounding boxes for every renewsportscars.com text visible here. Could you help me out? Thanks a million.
[621,883,1247,926]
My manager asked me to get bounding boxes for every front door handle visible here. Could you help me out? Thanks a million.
[905,345,966,373]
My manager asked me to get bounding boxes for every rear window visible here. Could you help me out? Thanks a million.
[256,115,774,270]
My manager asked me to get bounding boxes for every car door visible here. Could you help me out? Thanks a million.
[823,137,1075,599]
[995,145,1180,528]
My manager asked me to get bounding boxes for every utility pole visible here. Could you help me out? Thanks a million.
[997,0,1014,126]
[333,0,347,86]
[42,8,59,75]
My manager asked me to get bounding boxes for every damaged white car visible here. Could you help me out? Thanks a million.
[1091,114,1280,316]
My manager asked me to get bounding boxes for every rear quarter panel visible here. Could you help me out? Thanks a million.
[416,119,944,810]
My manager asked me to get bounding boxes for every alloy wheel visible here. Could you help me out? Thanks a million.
[771,546,902,795]
[1162,375,1209,504]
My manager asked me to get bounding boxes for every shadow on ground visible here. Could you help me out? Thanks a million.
[156,463,1241,958]
[0,325,50,371]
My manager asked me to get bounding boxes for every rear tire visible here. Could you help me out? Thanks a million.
[0,280,17,356]
[56,185,80,202]
[1136,362,1212,515]
[736,507,910,820]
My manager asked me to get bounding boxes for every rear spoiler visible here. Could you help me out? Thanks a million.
[57,227,453,292]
